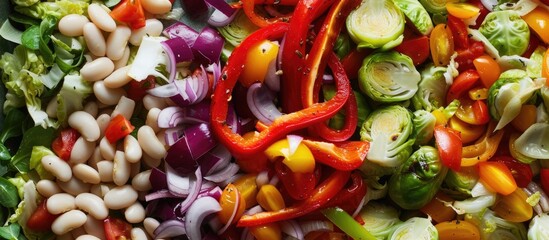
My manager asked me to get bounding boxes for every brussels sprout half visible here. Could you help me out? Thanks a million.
[466,209,528,240]
[358,51,421,103]
[358,201,402,239]
[412,64,449,111]
[346,0,405,50]
[418,0,448,14]
[388,146,448,209]
[412,110,436,146]
[360,105,414,168]
[394,0,434,35]
[515,123,549,159]
[479,10,530,56]
[388,217,438,240]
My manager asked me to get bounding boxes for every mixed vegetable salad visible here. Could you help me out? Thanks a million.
[1,0,549,239]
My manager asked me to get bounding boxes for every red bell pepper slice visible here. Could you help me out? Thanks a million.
[210,22,349,160]
[242,0,291,27]
[110,0,146,30]
[301,139,368,171]
[434,125,463,171]
[447,14,469,50]
[275,160,320,200]
[237,170,351,226]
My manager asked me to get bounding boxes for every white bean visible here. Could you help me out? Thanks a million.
[146,108,161,133]
[138,126,167,160]
[70,137,96,164]
[113,151,130,186]
[143,217,160,237]
[87,147,102,169]
[156,130,167,147]
[42,155,72,182]
[143,94,168,110]
[97,161,114,183]
[131,227,150,240]
[75,193,109,220]
[111,96,135,120]
[90,184,113,198]
[103,185,138,210]
[52,210,87,235]
[142,152,161,168]
[114,46,130,70]
[87,4,116,32]
[59,14,90,37]
[129,19,163,46]
[96,114,111,139]
[80,57,114,82]
[68,111,101,142]
[57,177,91,196]
[47,193,76,215]
[99,137,116,161]
[106,26,131,61]
[104,65,132,89]
[124,135,142,163]
[75,235,101,240]
[125,202,145,223]
[141,0,172,14]
[73,164,101,184]
[93,81,126,106]
[83,22,106,57]
[83,216,106,239]
[83,101,99,118]
[36,179,62,198]
[131,170,152,192]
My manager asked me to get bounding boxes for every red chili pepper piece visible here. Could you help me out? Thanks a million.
[237,170,351,226]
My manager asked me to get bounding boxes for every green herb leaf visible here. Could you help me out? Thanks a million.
[0,223,21,240]
[0,177,19,208]
[0,143,11,161]
[20,25,39,50]
[10,126,55,173]
[0,108,26,143]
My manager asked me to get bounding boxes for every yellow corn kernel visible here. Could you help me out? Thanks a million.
[249,223,282,240]
[256,184,285,211]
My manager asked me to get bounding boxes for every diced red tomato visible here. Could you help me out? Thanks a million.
[341,49,371,80]
[105,114,135,143]
[469,0,490,29]
[104,217,132,240]
[455,41,485,72]
[27,199,59,232]
[540,169,549,195]
[51,128,80,161]
[447,69,480,103]
[434,125,462,171]
[126,76,156,101]
[447,15,469,50]
[491,156,533,188]
[394,36,430,66]
[522,34,541,58]
[274,160,320,201]
[110,0,146,29]
[471,100,490,125]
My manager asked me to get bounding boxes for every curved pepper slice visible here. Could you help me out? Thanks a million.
[301,139,368,171]
[461,121,504,167]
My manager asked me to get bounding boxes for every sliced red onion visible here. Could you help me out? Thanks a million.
[243,205,264,216]
[166,164,191,196]
[147,81,180,98]
[177,168,203,214]
[219,173,244,189]
[145,199,179,221]
[150,167,168,191]
[198,186,223,200]
[264,58,280,92]
[157,102,211,128]
[193,27,224,64]
[198,144,232,175]
[154,219,187,239]
[161,42,177,83]
[162,37,194,63]
[300,220,334,236]
[226,103,239,133]
[208,8,238,27]
[162,21,199,43]
[280,220,304,240]
[204,0,236,17]
[286,135,303,156]
[145,189,184,202]
[323,74,334,84]
[217,185,241,235]
[170,66,210,106]
[207,62,221,89]
[185,196,222,240]
[181,0,209,19]
[204,163,240,183]
[185,123,217,159]
[269,175,280,186]
[246,83,283,125]
[165,123,217,173]
[164,126,185,146]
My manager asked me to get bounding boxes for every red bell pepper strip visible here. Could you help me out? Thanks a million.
[237,170,351,226]
[301,139,368,171]
[322,172,366,212]
[254,0,299,5]
[280,0,337,113]
[210,22,349,160]
[242,0,291,27]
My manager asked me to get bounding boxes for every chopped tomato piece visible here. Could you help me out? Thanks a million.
[394,36,430,66]
[447,70,480,104]
[126,76,156,101]
[105,114,135,143]
[455,41,485,72]
[274,160,319,201]
[434,125,462,171]
[51,128,80,161]
[471,100,490,125]
[491,155,533,188]
[27,199,59,232]
[478,161,517,195]
[110,0,146,29]
[104,217,132,240]
[447,15,469,50]
[473,55,501,88]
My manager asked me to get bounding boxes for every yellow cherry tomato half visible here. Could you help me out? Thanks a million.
[492,188,533,223]
[256,184,286,211]
[264,137,315,173]
[430,24,454,67]
[240,40,279,87]
[468,87,488,101]
[511,104,537,132]
[448,116,486,144]
[233,174,259,208]
[436,220,481,240]
[522,7,549,44]
[473,55,501,88]
[478,162,518,196]
[218,183,246,224]
[446,2,480,19]
[249,223,282,240]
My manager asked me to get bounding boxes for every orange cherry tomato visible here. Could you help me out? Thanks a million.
[510,104,537,132]
[492,188,533,222]
[218,184,246,224]
[233,174,259,208]
[446,2,480,19]
[473,55,501,88]
[478,161,518,196]
[448,116,485,144]
[420,191,456,223]
[436,220,481,240]
[430,24,454,67]
[522,7,549,44]
[240,40,279,87]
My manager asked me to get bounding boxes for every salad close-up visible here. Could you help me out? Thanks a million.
[1,0,549,239]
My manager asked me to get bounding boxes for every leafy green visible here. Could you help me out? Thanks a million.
[218,10,259,47]
[0,223,21,240]
[14,0,89,20]
[0,176,19,208]
[0,108,25,143]
[10,126,55,173]
[29,146,54,180]
[20,26,40,51]
[55,73,92,126]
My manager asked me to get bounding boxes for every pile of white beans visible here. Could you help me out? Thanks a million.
[37,1,179,239]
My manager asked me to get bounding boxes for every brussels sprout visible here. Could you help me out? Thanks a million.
[358,51,421,103]
[528,214,549,240]
[526,46,547,78]
[346,0,405,50]
[358,201,402,239]
[466,209,527,240]
[388,217,438,240]
[488,69,545,130]
[442,167,479,199]
[515,123,549,159]
[453,194,497,214]
[394,0,434,35]
[412,64,448,111]
[411,110,435,146]
[360,105,414,167]
[388,146,448,209]
[218,10,259,47]
[479,10,530,56]
[418,0,447,14]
